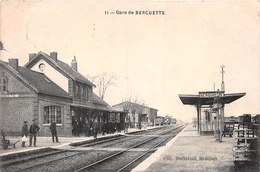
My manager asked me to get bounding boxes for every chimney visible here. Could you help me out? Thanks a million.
[29,53,36,61]
[71,56,77,71]
[8,59,18,71]
[50,52,58,62]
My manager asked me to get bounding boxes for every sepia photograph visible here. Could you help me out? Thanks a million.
[0,0,259,171]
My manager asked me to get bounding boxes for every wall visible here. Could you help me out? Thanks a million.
[0,66,37,135]
[0,97,36,135]
[30,59,69,93]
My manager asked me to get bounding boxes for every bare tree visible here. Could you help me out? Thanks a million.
[86,74,99,83]
[0,41,11,53]
[122,96,131,113]
[86,72,117,100]
[0,41,3,50]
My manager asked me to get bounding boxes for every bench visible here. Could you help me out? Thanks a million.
[0,130,20,149]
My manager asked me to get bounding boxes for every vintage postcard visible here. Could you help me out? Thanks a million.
[0,0,259,172]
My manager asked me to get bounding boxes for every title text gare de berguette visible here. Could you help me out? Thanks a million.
[116,10,165,15]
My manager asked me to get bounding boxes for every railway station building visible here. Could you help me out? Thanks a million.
[0,52,125,136]
[112,101,158,128]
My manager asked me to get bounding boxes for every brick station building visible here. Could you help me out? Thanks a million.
[0,51,124,136]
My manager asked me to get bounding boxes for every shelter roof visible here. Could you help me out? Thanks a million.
[178,92,246,105]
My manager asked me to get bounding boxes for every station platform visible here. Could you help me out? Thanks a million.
[132,124,259,172]
[0,126,160,157]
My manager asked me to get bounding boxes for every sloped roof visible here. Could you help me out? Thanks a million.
[56,59,94,86]
[1,60,71,98]
[178,93,246,105]
[24,51,95,87]
[112,101,158,111]
[92,92,108,106]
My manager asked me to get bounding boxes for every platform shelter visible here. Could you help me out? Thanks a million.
[179,90,246,137]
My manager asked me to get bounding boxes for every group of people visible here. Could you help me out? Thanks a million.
[73,118,98,140]
[20,118,126,147]
[102,121,121,135]
[72,118,123,140]
[21,120,58,147]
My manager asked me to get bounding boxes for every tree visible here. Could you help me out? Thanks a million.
[0,41,3,50]
[0,41,10,53]
[86,72,117,100]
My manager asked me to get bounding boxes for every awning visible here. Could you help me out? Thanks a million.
[178,92,246,105]
[68,103,125,113]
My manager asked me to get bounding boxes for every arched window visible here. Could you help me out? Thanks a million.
[44,106,62,124]
[0,77,7,92]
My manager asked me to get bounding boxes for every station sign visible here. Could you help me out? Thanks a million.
[0,94,19,97]
[199,91,224,98]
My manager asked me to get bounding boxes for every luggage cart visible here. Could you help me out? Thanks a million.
[232,123,259,168]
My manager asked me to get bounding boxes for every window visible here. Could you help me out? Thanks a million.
[77,85,81,99]
[83,87,86,100]
[75,84,79,99]
[39,63,45,72]
[86,87,91,101]
[0,77,7,92]
[74,82,88,101]
[44,106,61,124]
[80,85,84,100]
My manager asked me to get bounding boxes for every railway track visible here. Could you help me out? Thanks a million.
[75,134,175,172]
[1,149,85,172]
[74,124,186,172]
[0,124,187,172]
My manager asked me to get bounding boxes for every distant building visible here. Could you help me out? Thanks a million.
[0,52,124,136]
[112,101,158,128]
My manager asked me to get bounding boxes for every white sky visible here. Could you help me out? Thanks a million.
[1,1,259,121]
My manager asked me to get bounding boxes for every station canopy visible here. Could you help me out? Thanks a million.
[178,91,246,106]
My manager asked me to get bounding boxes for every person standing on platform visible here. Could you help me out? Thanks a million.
[29,119,40,147]
[102,121,107,135]
[73,119,80,137]
[92,118,98,141]
[21,121,28,147]
[50,121,59,143]
[85,120,90,137]
[111,120,115,134]
[116,121,121,133]
[124,121,129,133]
[107,120,111,134]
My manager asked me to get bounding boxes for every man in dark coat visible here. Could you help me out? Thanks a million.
[85,120,90,137]
[111,121,115,134]
[21,121,28,147]
[124,121,129,133]
[73,119,80,137]
[92,118,98,140]
[102,121,107,135]
[29,119,40,147]
[50,121,59,143]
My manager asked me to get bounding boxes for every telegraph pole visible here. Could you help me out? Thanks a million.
[219,65,225,142]
[220,65,225,92]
